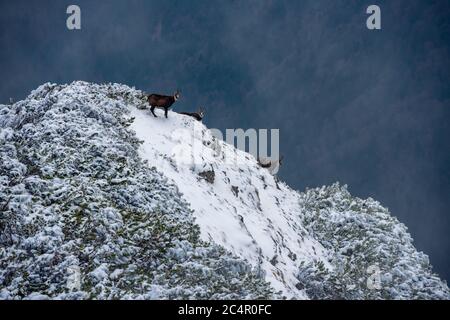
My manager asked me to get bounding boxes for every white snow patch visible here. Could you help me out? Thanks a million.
[130,107,329,298]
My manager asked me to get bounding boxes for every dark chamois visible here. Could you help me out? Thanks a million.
[179,107,205,121]
[257,155,284,175]
[147,90,180,118]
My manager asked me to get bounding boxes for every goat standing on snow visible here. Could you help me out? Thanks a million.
[147,90,180,118]
[258,155,284,175]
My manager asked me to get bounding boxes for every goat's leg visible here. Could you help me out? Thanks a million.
[164,108,168,118]
[150,106,157,117]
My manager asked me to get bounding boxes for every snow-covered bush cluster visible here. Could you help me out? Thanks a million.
[297,183,449,299]
[0,82,275,299]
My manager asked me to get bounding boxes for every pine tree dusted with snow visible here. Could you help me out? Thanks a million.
[0,82,275,299]
[0,81,448,300]
[297,183,449,299]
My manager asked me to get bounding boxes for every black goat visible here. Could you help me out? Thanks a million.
[147,90,180,118]
[257,155,284,174]
[179,107,205,121]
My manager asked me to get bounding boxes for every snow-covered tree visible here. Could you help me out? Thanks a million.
[297,183,449,299]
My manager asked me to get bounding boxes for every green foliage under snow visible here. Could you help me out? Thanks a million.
[296,184,449,299]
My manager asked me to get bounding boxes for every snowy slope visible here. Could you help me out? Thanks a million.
[130,107,328,298]
[0,82,275,299]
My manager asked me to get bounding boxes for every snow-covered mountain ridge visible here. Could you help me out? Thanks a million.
[0,82,448,299]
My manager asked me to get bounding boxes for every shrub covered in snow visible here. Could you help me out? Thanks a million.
[0,82,275,299]
[297,183,449,299]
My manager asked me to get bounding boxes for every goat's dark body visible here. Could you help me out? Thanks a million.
[147,93,177,118]
[257,160,272,168]
[179,111,203,121]
[257,156,283,173]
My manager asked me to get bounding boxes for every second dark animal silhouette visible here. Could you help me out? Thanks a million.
[257,155,284,175]
[147,90,180,118]
[179,107,205,121]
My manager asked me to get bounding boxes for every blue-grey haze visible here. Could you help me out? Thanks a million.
[0,0,449,281]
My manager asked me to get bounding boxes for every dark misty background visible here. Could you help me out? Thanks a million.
[0,1,449,281]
